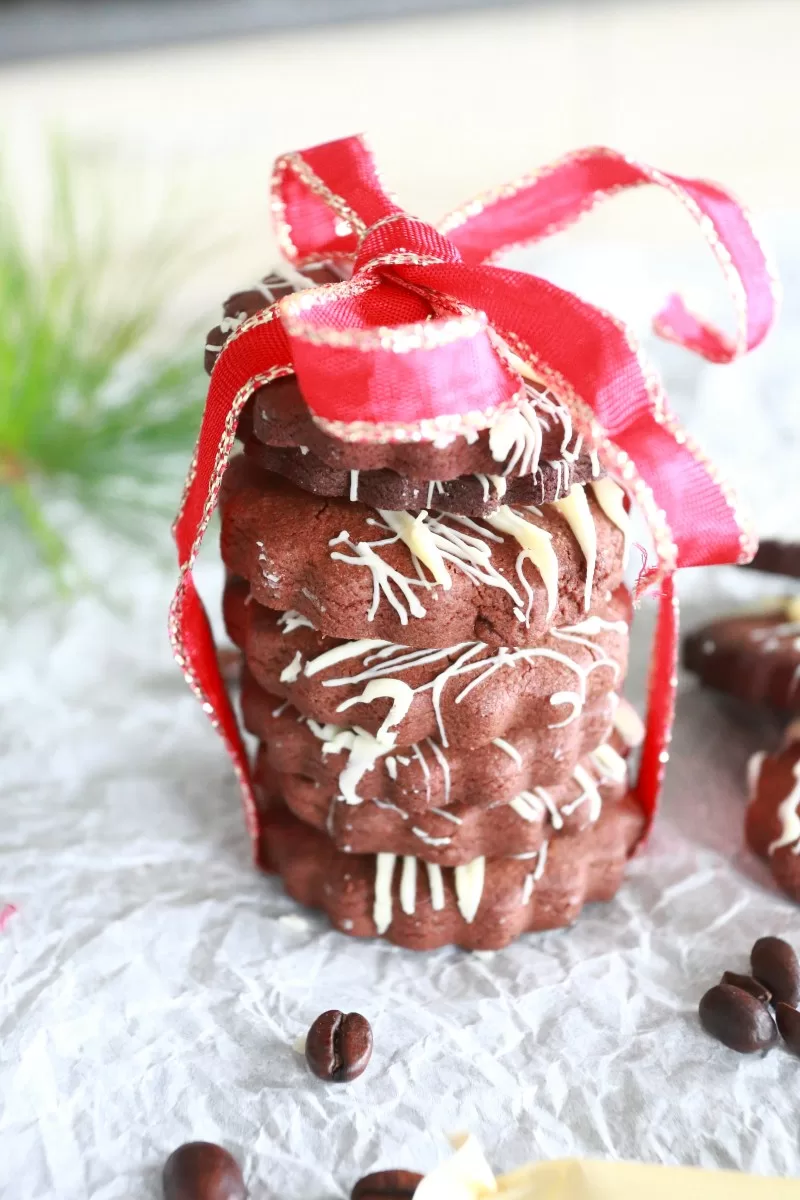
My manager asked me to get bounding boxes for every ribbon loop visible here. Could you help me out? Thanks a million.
[354,214,463,277]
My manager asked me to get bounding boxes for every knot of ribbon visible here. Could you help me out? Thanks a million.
[171,135,777,852]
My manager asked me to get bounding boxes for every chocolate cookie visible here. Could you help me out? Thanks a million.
[257,777,645,951]
[255,742,629,865]
[204,264,345,375]
[223,576,629,758]
[208,266,595,486]
[242,437,602,519]
[683,602,800,713]
[241,673,625,810]
[219,456,629,648]
[248,372,589,480]
[746,726,800,903]
[744,540,800,581]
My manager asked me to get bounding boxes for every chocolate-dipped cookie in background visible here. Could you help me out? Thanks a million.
[746,723,800,905]
[683,540,800,907]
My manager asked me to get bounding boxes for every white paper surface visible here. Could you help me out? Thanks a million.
[3,235,800,1198]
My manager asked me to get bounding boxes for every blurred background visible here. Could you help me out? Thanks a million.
[1,0,799,598]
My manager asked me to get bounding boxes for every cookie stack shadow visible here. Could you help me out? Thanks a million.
[211,268,646,950]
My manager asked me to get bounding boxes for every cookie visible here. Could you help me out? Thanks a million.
[257,778,645,951]
[744,540,800,581]
[219,455,629,648]
[242,436,602,518]
[240,672,624,810]
[204,264,345,375]
[683,602,800,713]
[255,742,629,865]
[208,267,593,485]
[247,372,589,481]
[223,575,629,755]
[746,725,800,903]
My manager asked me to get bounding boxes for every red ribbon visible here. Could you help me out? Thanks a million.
[172,136,776,855]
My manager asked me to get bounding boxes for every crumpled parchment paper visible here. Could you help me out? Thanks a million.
[2,230,799,1198]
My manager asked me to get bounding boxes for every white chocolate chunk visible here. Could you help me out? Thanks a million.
[552,483,597,611]
[454,857,486,924]
[399,855,418,915]
[373,853,397,934]
[279,651,304,683]
[379,508,452,589]
[591,477,631,565]
[485,505,558,617]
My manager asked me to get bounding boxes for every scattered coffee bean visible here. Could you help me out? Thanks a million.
[775,1002,800,1055]
[305,1010,373,1082]
[751,936,800,1006]
[721,971,771,1005]
[351,1169,424,1200]
[162,1141,247,1200]
[698,983,778,1053]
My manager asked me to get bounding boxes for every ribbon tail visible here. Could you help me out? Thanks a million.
[169,571,259,845]
[634,575,679,838]
[171,311,294,861]
[441,145,777,361]
[271,134,399,266]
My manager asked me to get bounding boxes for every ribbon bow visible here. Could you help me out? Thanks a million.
[171,136,777,852]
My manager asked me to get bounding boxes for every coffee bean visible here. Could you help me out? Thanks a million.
[305,1010,373,1082]
[698,983,777,1053]
[162,1142,247,1200]
[751,936,800,1005]
[775,1002,800,1055]
[351,1169,423,1199]
[721,971,772,1005]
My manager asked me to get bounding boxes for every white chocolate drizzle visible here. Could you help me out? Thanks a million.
[591,478,631,565]
[278,609,317,634]
[399,855,417,915]
[426,863,446,910]
[372,853,477,932]
[767,760,800,856]
[276,608,621,804]
[336,678,415,743]
[329,530,427,624]
[552,484,597,610]
[612,698,645,749]
[521,841,549,905]
[379,509,452,589]
[279,651,303,684]
[492,737,522,767]
[373,852,397,934]
[349,470,360,502]
[747,750,766,799]
[326,480,610,629]
[589,742,627,785]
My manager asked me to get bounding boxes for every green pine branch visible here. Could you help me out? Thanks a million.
[0,143,209,596]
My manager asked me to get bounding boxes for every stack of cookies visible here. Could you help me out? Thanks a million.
[208,267,646,950]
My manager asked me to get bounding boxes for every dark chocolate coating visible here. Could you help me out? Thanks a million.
[683,611,800,713]
[243,436,602,517]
